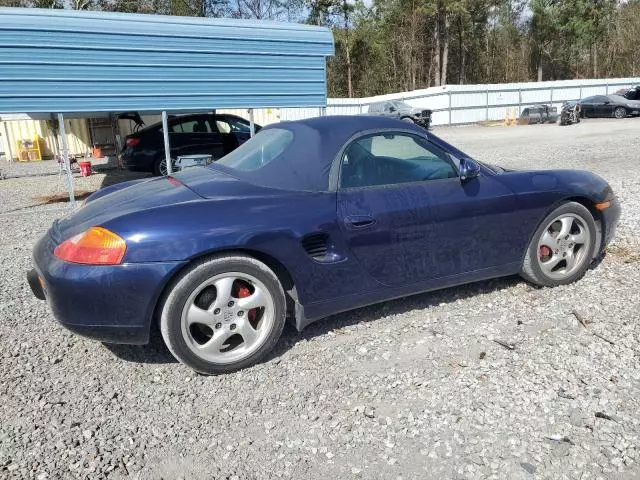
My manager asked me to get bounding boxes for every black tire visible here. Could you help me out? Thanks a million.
[153,156,166,176]
[614,107,626,119]
[521,202,597,287]
[159,254,286,374]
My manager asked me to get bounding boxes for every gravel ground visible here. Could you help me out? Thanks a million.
[1,118,639,480]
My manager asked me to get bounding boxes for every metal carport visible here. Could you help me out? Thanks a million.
[0,7,334,204]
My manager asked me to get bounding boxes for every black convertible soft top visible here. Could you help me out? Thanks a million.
[212,115,428,192]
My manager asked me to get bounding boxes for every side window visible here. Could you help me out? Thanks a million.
[171,118,211,133]
[228,118,251,133]
[215,119,231,134]
[340,133,458,189]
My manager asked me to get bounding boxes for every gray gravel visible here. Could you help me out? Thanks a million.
[1,118,639,479]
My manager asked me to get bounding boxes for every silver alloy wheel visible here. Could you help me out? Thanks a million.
[614,107,626,119]
[180,272,275,365]
[537,213,591,280]
[158,158,168,176]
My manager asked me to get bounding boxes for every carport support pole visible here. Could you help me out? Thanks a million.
[249,109,255,137]
[3,121,13,162]
[161,111,172,175]
[57,113,75,207]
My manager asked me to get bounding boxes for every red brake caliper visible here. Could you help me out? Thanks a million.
[236,283,257,322]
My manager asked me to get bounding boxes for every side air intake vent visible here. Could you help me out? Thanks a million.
[301,233,329,261]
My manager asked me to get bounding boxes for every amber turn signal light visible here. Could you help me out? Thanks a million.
[54,227,127,265]
[595,201,611,211]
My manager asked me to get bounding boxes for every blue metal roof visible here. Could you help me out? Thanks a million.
[0,8,334,114]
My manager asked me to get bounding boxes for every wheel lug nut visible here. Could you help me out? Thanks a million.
[215,323,221,329]
[228,301,234,307]
[565,235,570,240]
[230,324,236,330]
[214,308,220,315]
[562,252,566,257]
[238,311,244,317]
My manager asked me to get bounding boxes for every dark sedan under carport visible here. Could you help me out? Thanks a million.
[121,113,261,176]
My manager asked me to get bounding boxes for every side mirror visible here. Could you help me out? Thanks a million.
[459,157,480,182]
[388,106,396,113]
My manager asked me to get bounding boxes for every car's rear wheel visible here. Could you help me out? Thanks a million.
[153,157,167,176]
[521,202,596,287]
[614,107,626,119]
[160,254,286,374]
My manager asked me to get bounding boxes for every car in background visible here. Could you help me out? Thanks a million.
[579,94,640,119]
[368,100,432,129]
[121,113,261,176]
[614,86,640,101]
[519,104,558,124]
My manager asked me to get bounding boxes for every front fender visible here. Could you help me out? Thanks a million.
[494,169,615,261]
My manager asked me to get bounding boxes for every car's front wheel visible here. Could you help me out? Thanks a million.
[614,107,627,119]
[521,202,597,287]
[160,254,286,374]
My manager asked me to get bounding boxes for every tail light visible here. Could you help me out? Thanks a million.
[54,227,127,265]
[126,137,140,147]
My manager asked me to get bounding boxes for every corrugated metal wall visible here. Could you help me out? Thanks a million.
[280,77,640,126]
[0,8,334,114]
[1,117,89,160]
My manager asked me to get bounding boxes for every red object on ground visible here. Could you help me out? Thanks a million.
[79,161,92,177]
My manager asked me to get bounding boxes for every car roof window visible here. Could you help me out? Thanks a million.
[216,128,293,171]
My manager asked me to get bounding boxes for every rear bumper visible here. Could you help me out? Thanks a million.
[121,150,155,172]
[30,231,185,344]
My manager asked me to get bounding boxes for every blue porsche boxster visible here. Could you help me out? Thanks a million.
[28,116,620,374]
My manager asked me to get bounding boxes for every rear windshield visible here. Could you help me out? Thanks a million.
[216,128,293,171]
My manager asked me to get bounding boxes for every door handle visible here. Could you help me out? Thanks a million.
[345,215,376,229]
